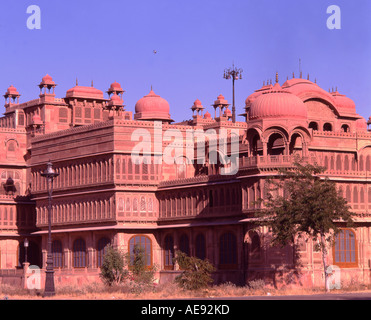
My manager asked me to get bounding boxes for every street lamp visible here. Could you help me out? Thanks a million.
[24,238,29,264]
[223,64,243,123]
[41,161,59,297]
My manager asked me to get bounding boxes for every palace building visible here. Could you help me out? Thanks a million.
[0,73,370,288]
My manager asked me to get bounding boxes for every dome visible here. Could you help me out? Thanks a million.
[108,93,124,106]
[5,85,20,96]
[213,94,229,106]
[204,111,212,119]
[40,74,55,86]
[331,91,356,113]
[356,117,368,131]
[134,89,172,122]
[249,84,307,120]
[108,81,124,94]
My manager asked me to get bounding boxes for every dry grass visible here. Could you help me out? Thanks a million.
[1,280,371,300]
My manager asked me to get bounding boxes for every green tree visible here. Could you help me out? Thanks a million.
[256,162,354,291]
[99,245,128,286]
[130,243,156,285]
[174,250,216,291]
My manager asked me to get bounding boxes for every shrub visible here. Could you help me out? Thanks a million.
[99,245,128,286]
[129,243,156,285]
[173,250,216,291]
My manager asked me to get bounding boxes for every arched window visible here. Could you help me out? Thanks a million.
[333,229,357,267]
[164,235,174,270]
[323,123,332,132]
[97,237,111,267]
[179,234,190,256]
[140,196,146,213]
[52,240,63,268]
[73,238,86,268]
[219,232,237,268]
[129,235,152,267]
[341,124,350,133]
[195,233,206,260]
[309,122,318,131]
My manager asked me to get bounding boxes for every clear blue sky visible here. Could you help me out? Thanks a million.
[0,0,370,122]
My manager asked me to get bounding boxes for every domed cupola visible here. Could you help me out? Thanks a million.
[134,88,173,122]
[249,82,307,121]
[4,85,21,106]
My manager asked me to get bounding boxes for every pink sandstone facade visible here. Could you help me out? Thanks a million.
[0,73,370,289]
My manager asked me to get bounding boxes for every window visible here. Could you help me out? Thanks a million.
[309,122,318,131]
[195,233,206,260]
[219,232,237,268]
[73,238,87,268]
[97,237,110,267]
[164,235,174,270]
[179,234,190,256]
[333,229,357,267]
[323,123,332,132]
[52,240,63,268]
[341,124,350,133]
[59,108,68,123]
[129,235,152,267]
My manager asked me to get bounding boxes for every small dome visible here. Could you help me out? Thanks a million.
[214,94,229,106]
[42,74,54,84]
[5,85,20,96]
[249,87,307,120]
[204,111,212,119]
[356,117,367,131]
[134,89,172,122]
[331,91,356,112]
[191,99,204,111]
[108,81,124,93]
[108,93,124,106]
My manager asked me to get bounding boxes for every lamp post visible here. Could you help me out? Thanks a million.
[24,238,29,264]
[223,64,243,123]
[41,161,59,297]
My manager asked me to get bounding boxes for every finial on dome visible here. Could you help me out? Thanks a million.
[314,78,317,83]
[275,72,279,83]
[91,80,94,87]
[151,84,153,91]
[307,74,310,80]
[76,78,78,86]
[292,72,295,78]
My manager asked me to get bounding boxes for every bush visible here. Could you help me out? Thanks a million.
[99,245,128,286]
[174,250,216,291]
